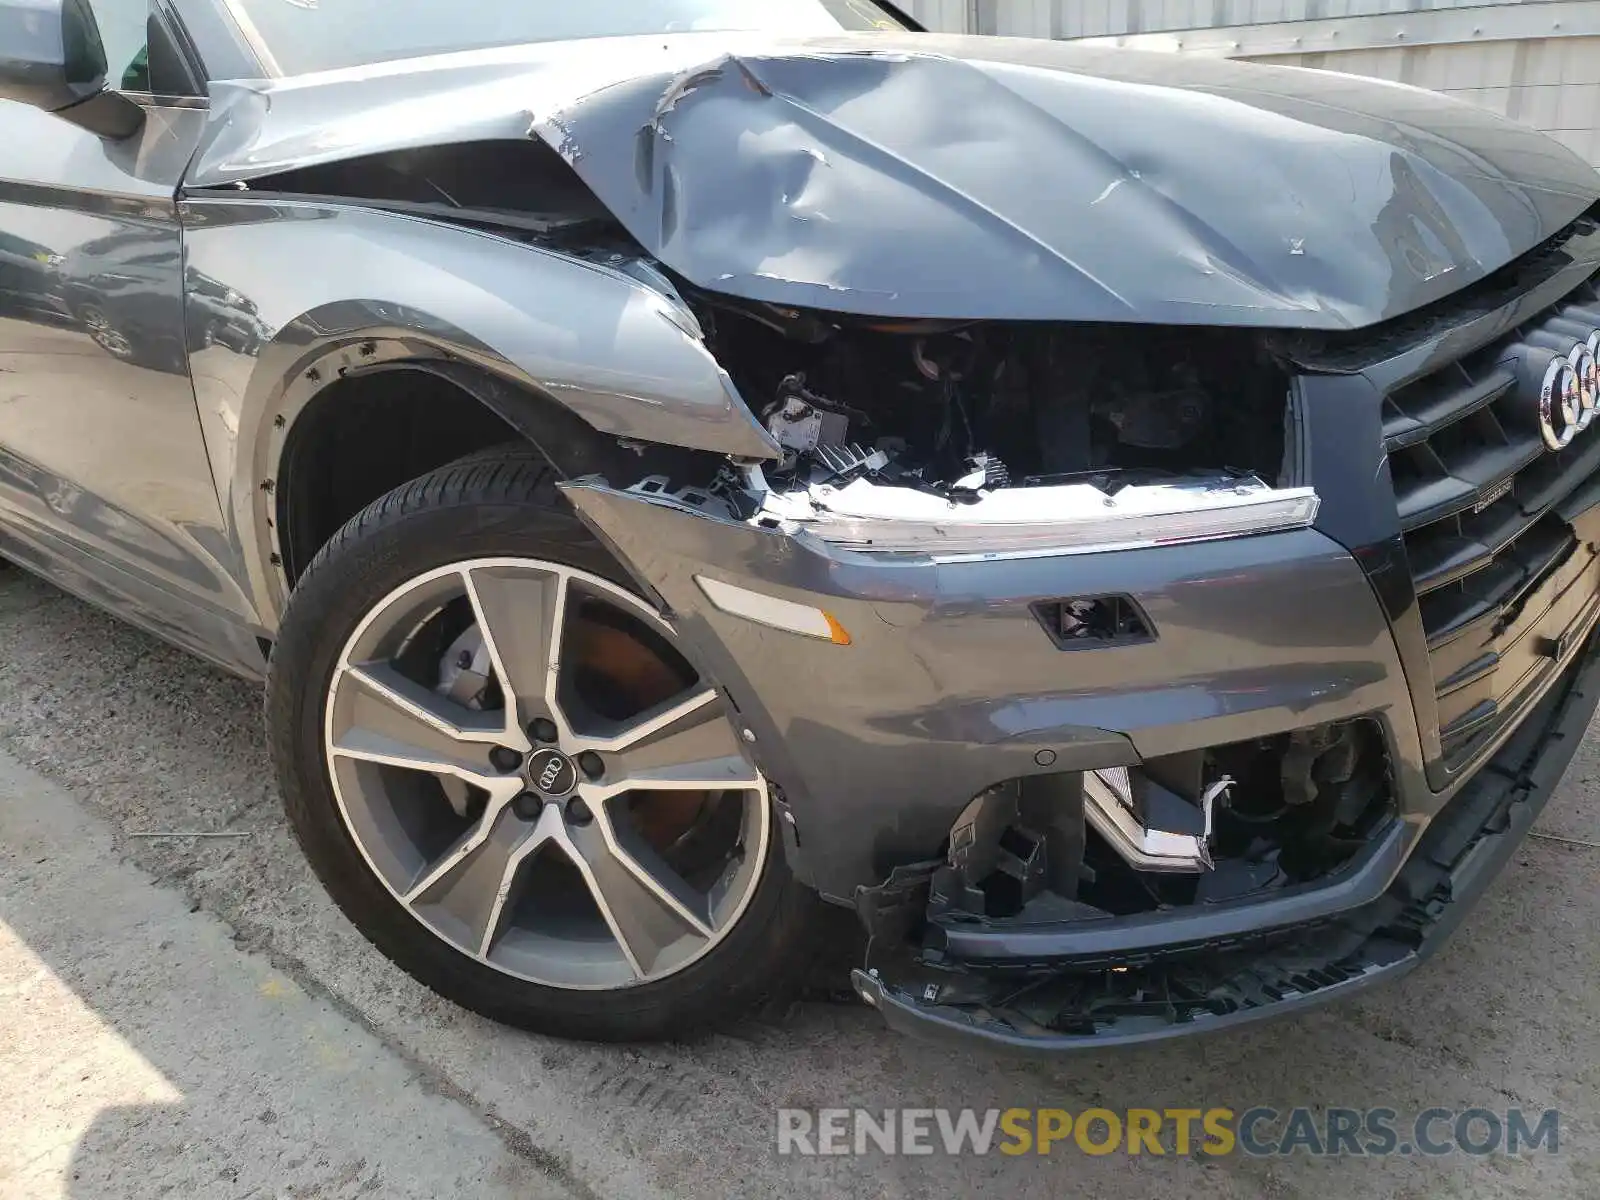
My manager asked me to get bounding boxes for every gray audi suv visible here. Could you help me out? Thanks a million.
[2,0,1599,1051]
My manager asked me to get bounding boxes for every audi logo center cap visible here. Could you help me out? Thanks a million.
[527,749,578,798]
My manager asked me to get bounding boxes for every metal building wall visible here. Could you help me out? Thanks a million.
[904,0,1600,168]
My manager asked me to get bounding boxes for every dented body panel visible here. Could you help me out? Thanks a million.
[563,478,1428,902]
[192,32,1599,327]
[180,200,778,626]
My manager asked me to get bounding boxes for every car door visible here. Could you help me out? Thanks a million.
[0,0,260,671]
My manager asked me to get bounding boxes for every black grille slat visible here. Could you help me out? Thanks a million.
[1406,496,1533,595]
[1419,521,1572,651]
[1393,434,1545,531]
[1436,650,1497,697]
[1405,436,1600,593]
[1422,560,1523,659]
[1557,472,1600,523]
[1513,434,1600,515]
[1424,534,1577,690]
[1393,475,1479,532]
[1439,699,1498,749]
[1383,366,1516,451]
[1369,220,1600,771]
[1435,548,1599,757]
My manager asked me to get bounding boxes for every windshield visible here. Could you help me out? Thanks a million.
[224,0,909,77]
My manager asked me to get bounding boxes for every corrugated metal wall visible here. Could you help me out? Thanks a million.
[904,0,1600,167]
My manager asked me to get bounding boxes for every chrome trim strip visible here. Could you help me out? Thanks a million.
[751,469,1319,561]
[1083,770,1231,873]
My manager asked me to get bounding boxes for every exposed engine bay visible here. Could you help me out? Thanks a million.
[655,292,1396,931]
[693,297,1291,496]
[660,294,1379,927]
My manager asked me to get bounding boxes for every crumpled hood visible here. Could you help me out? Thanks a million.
[197,32,1600,330]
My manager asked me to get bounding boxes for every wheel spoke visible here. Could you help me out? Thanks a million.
[331,663,507,786]
[401,780,523,903]
[563,818,712,979]
[583,689,762,799]
[406,801,558,959]
[463,565,567,738]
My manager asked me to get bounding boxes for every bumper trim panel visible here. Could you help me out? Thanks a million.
[932,817,1411,966]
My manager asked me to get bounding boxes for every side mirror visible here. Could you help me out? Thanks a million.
[0,0,142,138]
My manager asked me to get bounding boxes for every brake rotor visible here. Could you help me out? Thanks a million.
[567,614,713,856]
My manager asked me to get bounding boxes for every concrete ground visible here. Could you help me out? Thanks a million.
[0,566,1596,1200]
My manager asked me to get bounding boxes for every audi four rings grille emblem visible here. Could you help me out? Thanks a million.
[1534,334,1600,451]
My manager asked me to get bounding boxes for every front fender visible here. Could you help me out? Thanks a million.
[181,199,777,626]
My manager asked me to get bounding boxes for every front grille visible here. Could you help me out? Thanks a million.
[1382,243,1600,766]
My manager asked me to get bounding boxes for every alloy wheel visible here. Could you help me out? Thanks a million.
[79,305,134,358]
[323,558,770,989]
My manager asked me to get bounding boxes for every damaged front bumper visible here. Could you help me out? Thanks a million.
[564,473,1425,901]
[561,468,1597,1051]
[854,633,1599,1051]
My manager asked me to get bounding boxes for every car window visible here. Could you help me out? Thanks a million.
[224,0,907,77]
[86,0,149,90]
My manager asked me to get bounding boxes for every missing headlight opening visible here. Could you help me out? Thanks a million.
[706,305,1292,488]
[685,301,1317,556]
[917,718,1394,931]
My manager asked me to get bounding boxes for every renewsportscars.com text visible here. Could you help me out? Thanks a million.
[776,1107,1560,1157]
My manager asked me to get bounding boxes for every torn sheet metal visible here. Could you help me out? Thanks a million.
[191,31,1600,330]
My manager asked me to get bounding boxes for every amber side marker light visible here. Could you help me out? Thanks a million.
[694,576,852,645]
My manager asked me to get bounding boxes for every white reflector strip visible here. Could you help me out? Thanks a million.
[695,576,847,643]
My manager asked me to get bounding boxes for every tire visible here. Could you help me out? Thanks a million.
[267,448,820,1041]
